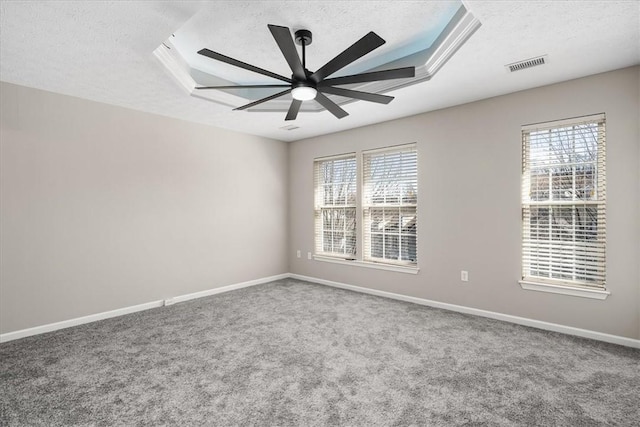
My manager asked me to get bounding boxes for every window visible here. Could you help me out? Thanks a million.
[363,144,418,265]
[314,154,357,258]
[313,144,418,271]
[521,114,606,290]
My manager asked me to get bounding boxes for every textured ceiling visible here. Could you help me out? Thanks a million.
[1,1,639,142]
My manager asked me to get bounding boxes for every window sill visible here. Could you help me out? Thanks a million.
[519,280,610,300]
[313,255,419,274]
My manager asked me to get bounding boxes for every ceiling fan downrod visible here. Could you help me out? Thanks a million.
[294,29,312,71]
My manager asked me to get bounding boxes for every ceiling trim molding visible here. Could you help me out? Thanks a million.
[334,5,482,104]
[154,41,246,108]
[154,43,195,94]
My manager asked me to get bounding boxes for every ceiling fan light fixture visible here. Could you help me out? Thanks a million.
[291,85,317,101]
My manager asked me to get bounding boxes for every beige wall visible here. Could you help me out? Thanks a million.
[289,66,640,340]
[0,82,289,334]
[2,67,638,340]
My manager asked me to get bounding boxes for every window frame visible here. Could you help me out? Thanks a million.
[312,144,419,274]
[313,153,358,260]
[362,144,418,267]
[520,113,608,299]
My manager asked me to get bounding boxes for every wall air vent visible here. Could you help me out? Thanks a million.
[505,55,547,72]
[280,125,300,131]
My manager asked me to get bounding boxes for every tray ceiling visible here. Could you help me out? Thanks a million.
[1,1,638,142]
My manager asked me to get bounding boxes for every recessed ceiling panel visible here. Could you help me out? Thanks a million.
[171,1,462,83]
[156,0,478,114]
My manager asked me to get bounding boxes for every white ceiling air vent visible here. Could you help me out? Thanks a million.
[505,55,548,72]
[280,125,300,131]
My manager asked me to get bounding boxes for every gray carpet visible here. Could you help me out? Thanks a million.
[1,279,639,426]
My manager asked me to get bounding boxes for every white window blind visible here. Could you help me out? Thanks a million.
[314,154,357,258]
[363,144,417,265]
[521,114,606,288]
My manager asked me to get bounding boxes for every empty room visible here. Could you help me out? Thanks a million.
[1,1,639,425]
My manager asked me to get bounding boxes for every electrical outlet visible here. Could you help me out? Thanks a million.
[296,250,301,258]
[461,270,469,282]
[307,252,312,260]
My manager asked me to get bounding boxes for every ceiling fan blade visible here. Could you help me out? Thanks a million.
[198,48,291,83]
[234,89,292,111]
[314,92,348,119]
[285,99,303,121]
[196,84,291,90]
[319,86,394,104]
[268,25,306,81]
[310,31,385,82]
[318,67,415,86]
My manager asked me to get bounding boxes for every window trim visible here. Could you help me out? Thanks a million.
[519,280,610,300]
[314,254,420,274]
[520,113,607,295]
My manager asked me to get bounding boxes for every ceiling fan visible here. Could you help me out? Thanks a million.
[195,25,416,121]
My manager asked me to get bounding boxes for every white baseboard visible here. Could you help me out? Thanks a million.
[3,272,638,349]
[171,273,289,304]
[0,273,289,343]
[289,273,640,349]
[0,300,163,343]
